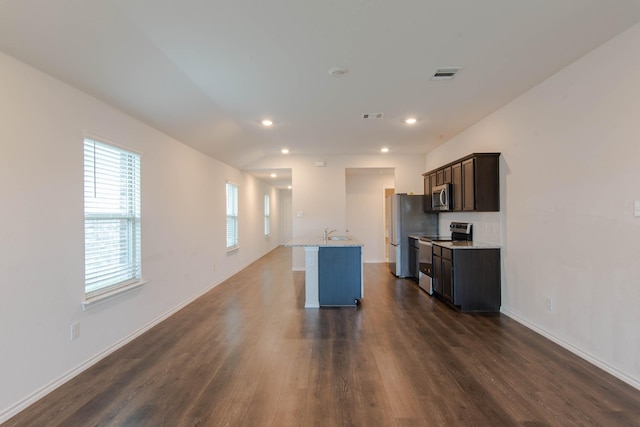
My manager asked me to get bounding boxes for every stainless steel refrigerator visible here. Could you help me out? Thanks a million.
[388,194,438,277]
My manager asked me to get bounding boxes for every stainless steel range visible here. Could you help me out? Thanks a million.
[418,222,472,294]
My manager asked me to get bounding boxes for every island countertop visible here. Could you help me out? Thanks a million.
[286,236,364,308]
[433,241,501,249]
[285,237,363,247]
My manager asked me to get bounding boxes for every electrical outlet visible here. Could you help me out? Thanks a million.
[545,297,552,311]
[71,322,80,340]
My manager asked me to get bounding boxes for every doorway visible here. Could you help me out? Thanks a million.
[345,168,394,263]
[384,187,395,260]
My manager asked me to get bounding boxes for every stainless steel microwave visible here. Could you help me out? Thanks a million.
[432,183,452,211]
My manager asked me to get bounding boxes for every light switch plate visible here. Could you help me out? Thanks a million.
[71,322,80,340]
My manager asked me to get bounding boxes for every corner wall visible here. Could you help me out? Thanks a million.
[247,154,426,269]
[425,23,640,388]
[0,52,280,420]
[346,173,395,262]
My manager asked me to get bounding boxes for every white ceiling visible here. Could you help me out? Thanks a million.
[2,0,640,170]
[346,168,394,176]
[246,168,292,190]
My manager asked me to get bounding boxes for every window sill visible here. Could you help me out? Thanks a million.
[82,280,147,310]
[226,245,239,253]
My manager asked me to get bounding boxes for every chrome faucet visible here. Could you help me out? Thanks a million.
[323,228,337,240]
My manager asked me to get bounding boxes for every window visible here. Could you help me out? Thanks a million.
[226,182,239,249]
[84,138,141,297]
[264,194,270,236]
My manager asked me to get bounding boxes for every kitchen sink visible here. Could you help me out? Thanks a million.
[328,235,349,241]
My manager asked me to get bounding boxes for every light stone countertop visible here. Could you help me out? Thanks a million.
[407,234,441,240]
[433,241,501,250]
[285,236,363,247]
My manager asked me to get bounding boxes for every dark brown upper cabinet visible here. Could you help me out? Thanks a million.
[423,153,500,212]
[436,167,452,186]
[462,158,475,211]
[443,166,452,184]
[423,172,437,212]
[451,162,462,211]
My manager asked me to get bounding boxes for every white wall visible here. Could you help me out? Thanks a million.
[425,23,640,388]
[0,52,280,420]
[247,154,425,269]
[278,189,292,244]
[346,173,395,262]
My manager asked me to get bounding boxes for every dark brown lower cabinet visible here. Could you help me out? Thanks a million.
[432,245,501,312]
[441,257,453,301]
[433,250,442,295]
[408,237,419,281]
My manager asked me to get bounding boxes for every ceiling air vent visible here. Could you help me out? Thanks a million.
[430,67,463,81]
[362,113,384,119]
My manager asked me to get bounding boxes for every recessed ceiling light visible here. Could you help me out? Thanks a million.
[381,147,389,153]
[328,67,348,77]
[287,185,292,190]
[262,119,273,127]
[405,118,417,125]
[281,148,289,154]
[270,173,277,178]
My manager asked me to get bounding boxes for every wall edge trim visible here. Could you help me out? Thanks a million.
[501,307,640,391]
[0,252,270,423]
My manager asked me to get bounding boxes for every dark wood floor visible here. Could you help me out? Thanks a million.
[5,246,640,426]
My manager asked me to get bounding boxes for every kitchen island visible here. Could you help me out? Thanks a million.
[286,237,364,308]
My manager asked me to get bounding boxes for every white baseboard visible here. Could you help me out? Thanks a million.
[0,250,273,424]
[501,308,640,391]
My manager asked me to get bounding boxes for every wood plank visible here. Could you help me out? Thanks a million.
[4,248,640,426]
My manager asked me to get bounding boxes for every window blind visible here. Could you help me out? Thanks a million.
[226,182,239,249]
[84,138,141,296]
[264,194,270,236]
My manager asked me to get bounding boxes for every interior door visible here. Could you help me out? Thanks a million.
[388,195,397,244]
[384,188,394,259]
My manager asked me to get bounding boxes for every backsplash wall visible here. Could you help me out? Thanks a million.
[437,212,502,245]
